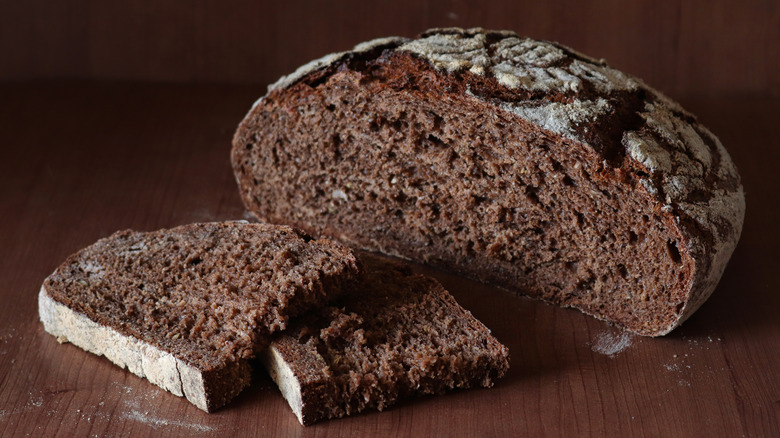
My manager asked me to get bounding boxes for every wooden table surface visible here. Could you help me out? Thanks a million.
[0,82,778,437]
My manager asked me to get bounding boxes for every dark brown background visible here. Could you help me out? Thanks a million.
[2,0,779,96]
[1,1,779,437]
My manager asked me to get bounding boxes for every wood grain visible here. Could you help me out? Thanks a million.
[0,83,778,437]
[1,0,778,96]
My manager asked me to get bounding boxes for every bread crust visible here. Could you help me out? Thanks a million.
[39,284,250,412]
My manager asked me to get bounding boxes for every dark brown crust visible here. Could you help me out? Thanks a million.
[232,28,744,336]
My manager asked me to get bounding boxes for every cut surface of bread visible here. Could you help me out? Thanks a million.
[232,27,745,336]
[39,222,359,412]
[261,254,510,425]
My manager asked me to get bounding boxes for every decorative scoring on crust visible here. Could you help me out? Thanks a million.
[399,29,638,94]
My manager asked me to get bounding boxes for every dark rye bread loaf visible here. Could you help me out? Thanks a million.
[261,254,510,425]
[39,222,359,412]
[232,27,745,336]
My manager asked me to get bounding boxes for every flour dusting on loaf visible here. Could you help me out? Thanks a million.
[399,29,638,94]
[501,98,612,142]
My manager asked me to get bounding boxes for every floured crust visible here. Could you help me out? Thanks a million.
[234,28,745,335]
[39,284,250,412]
[260,345,305,424]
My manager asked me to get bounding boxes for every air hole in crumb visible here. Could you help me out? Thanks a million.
[525,187,540,205]
[667,240,682,264]
[575,212,585,227]
[245,143,254,150]
[472,195,488,205]
[429,111,443,130]
[188,257,202,266]
[326,104,336,112]
[562,175,575,187]
[628,231,638,244]
[427,134,445,147]
[675,302,685,314]
[618,264,628,279]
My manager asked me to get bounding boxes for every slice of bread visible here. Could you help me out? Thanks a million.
[39,222,359,412]
[261,254,510,425]
[232,27,745,336]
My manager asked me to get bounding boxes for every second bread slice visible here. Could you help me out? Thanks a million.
[262,255,510,425]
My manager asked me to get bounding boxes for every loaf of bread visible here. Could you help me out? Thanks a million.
[261,254,510,425]
[232,27,745,336]
[39,222,359,412]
